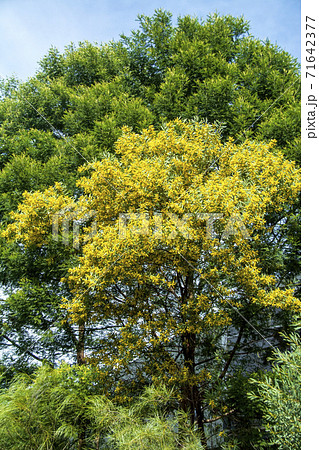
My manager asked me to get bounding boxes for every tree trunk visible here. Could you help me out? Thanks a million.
[181,331,207,449]
[77,322,86,365]
[77,322,86,449]
[179,272,207,448]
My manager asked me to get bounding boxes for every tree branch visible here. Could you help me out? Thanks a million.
[2,334,51,365]
[219,323,246,380]
[203,409,236,423]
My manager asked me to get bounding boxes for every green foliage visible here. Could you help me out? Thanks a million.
[89,383,203,449]
[0,365,203,449]
[248,330,301,449]
[216,371,267,449]
[0,365,77,449]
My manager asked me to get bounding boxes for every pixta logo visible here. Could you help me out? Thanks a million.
[52,206,97,249]
[118,213,249,240]
[52,209,249,248]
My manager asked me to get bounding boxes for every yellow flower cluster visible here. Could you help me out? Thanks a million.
[1,120,301,388]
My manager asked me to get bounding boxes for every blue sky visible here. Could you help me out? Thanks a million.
[0,0,300,81]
